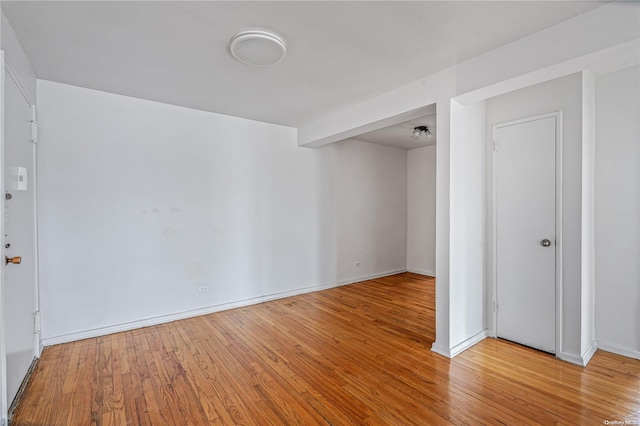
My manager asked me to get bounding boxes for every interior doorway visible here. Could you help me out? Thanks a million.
[349,110,437,278]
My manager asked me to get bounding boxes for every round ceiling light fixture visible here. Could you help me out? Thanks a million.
[229,29,287,67]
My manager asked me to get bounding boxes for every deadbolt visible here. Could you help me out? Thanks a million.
[540,239,552,247]
[5,192,12,201]
[5,256,21,265]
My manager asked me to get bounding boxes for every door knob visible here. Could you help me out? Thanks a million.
[5,256,21,265]
[540,239,551,247]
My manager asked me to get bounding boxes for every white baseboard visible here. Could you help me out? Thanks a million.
[557,352,583,365]
[430,341,451,358]
[334,268,407,286]
[557,350,588,367]
[450,329,488,357]
[581,341,598,366]
[558,340,597,366]
[41,268,406,347]
[430,329,488,359]
[406,268,435,277]
[597,340,640,360]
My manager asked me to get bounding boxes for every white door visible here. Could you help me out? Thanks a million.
[494,114,557,354]
[3,71,38,406]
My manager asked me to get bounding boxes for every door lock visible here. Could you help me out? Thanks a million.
[540,239,552,247]
[5,256,21,265]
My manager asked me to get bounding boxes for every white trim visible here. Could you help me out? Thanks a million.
[300,103,438,148]
[581,341,598,366]
[454,39,640,106]
[558,341,597,366]
[0,50,8,426]
[450,329,488,357]
[558,344,595,366]
[431,329,488,358]
[406,268,435,277]
[3,59,33,107]
[557,351,586,366]
[41,269,407,346]
[555,113,564,358]
[30,106,41,357]
[491,112,563,356]
[332,269,407,286]
[490,119,498,338]
[430,341,451,358]
[597,341,640,360]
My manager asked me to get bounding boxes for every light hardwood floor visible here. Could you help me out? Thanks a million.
[11,273,640,425]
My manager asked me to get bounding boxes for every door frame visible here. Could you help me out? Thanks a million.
[489,111,563,356]
[0,49,7,426]
[0,51,41,424]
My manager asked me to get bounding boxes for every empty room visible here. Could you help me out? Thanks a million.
[1,1,639,425]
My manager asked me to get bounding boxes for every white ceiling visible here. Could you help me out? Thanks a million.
[353,113,437,150]
[2,1,606,127]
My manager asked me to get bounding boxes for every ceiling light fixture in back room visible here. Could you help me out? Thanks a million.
[229,29,287,67]
[411,126,433,140]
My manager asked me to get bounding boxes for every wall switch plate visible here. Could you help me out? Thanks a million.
[198,286,209,292]
[11,166,28,191]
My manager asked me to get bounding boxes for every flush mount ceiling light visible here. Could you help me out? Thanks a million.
[411,125,433,140]
[229,29,287,67]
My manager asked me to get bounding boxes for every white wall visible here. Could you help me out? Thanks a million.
[36,80,408,344]
[581,70,596,358]
[434,99,452,354]
[594,65,640,359]
[447,100,487,354]
[315,139,407,284]
[407,145,436,276]
[485,73,588,361]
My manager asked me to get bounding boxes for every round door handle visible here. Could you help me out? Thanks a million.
[540,239,551,247]
[5,256,21,265]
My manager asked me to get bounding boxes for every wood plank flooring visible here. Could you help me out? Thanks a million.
[11,273,640,425]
